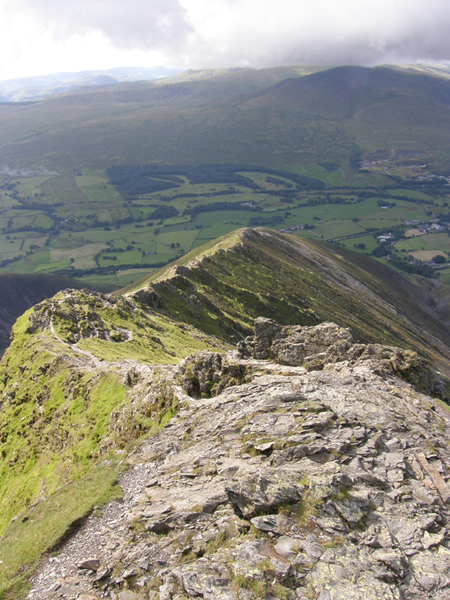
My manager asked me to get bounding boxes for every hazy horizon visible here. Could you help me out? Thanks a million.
[1,0,450,81]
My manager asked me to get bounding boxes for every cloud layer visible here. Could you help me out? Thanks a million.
[2,0,450,78]
[9,0,193,52]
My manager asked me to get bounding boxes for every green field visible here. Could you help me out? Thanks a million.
[0,167,449,287]
[314,219,365,239]
[395,232,450,252]
[395,232,450,261]
[339,234,379,253]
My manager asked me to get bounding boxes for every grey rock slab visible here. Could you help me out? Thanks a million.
[386,467,405,483]
[159,583,175,600]
[253,441,275,453]
[316,516,348,534]
[371,549,406,578]
[275,536,298,560]
[408,479,439,505]
[384,452,405,469]
[314,582,400,600]
[302,539,324,561]
[134,502,172,519]
[118,593,137,600]
[410,549,450,593]
[77,558,100,571]
[250,514,290,534]
[145,518,175,533]
[416,452,450,504]
[333,498,364,526]
[421,529,446,550]
[226,469,306,518]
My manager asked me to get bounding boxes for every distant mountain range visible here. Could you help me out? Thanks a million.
[2,63,450,103]
[0,66,181,102]
[3,64,450,174]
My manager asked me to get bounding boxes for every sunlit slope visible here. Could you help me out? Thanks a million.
[0,286,228,538]
[125,228,450,377]
[1,66,450,174]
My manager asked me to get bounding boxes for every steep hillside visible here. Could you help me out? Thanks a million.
[243,66,450,118]
[2,66,450,174]
[125,228,450,379]
[1,229,450,598]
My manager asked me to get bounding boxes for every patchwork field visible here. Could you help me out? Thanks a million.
[395,232,450,262]
[0,165,449,287]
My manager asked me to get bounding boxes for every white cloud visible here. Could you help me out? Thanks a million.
[7,0,193,50]
[1,0,450,79]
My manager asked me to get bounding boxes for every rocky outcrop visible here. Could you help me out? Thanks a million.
[0,274,90,354]
[27,290,136,344]
[26,321,450,600]
[238,318,441,396]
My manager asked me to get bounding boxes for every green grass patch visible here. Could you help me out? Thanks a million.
[385,188,435,200]
[339,234,378,253]
[395,232,450,253]
[75,174,124,204]
[0,462,122,600]
[51,242,106,263]
[0,236,23,254]
[98,249,143,267]
[360,218,402,229]
[35,260,72,272]
[314,219,365,239]
[41,176,89,205]
[13,175,52,199]
[74,273,121,287]
[32,215,55,228]
[115,268,156,284]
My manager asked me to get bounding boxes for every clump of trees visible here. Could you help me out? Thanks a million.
[108,164,324,199]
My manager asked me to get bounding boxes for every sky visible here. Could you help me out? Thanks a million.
[1,0,450,81]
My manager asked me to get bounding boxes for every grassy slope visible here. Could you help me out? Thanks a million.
[126,228,450,377]
[1,66,450,175]
[0,307,127,534]
[0,286,227,596]
[0,464,122,599]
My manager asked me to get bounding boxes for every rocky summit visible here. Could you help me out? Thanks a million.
[25,319,450,600]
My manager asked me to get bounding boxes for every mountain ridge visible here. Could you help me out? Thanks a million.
[1,228,450,598]
[124,228,450,380]
[10,318,450,600]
